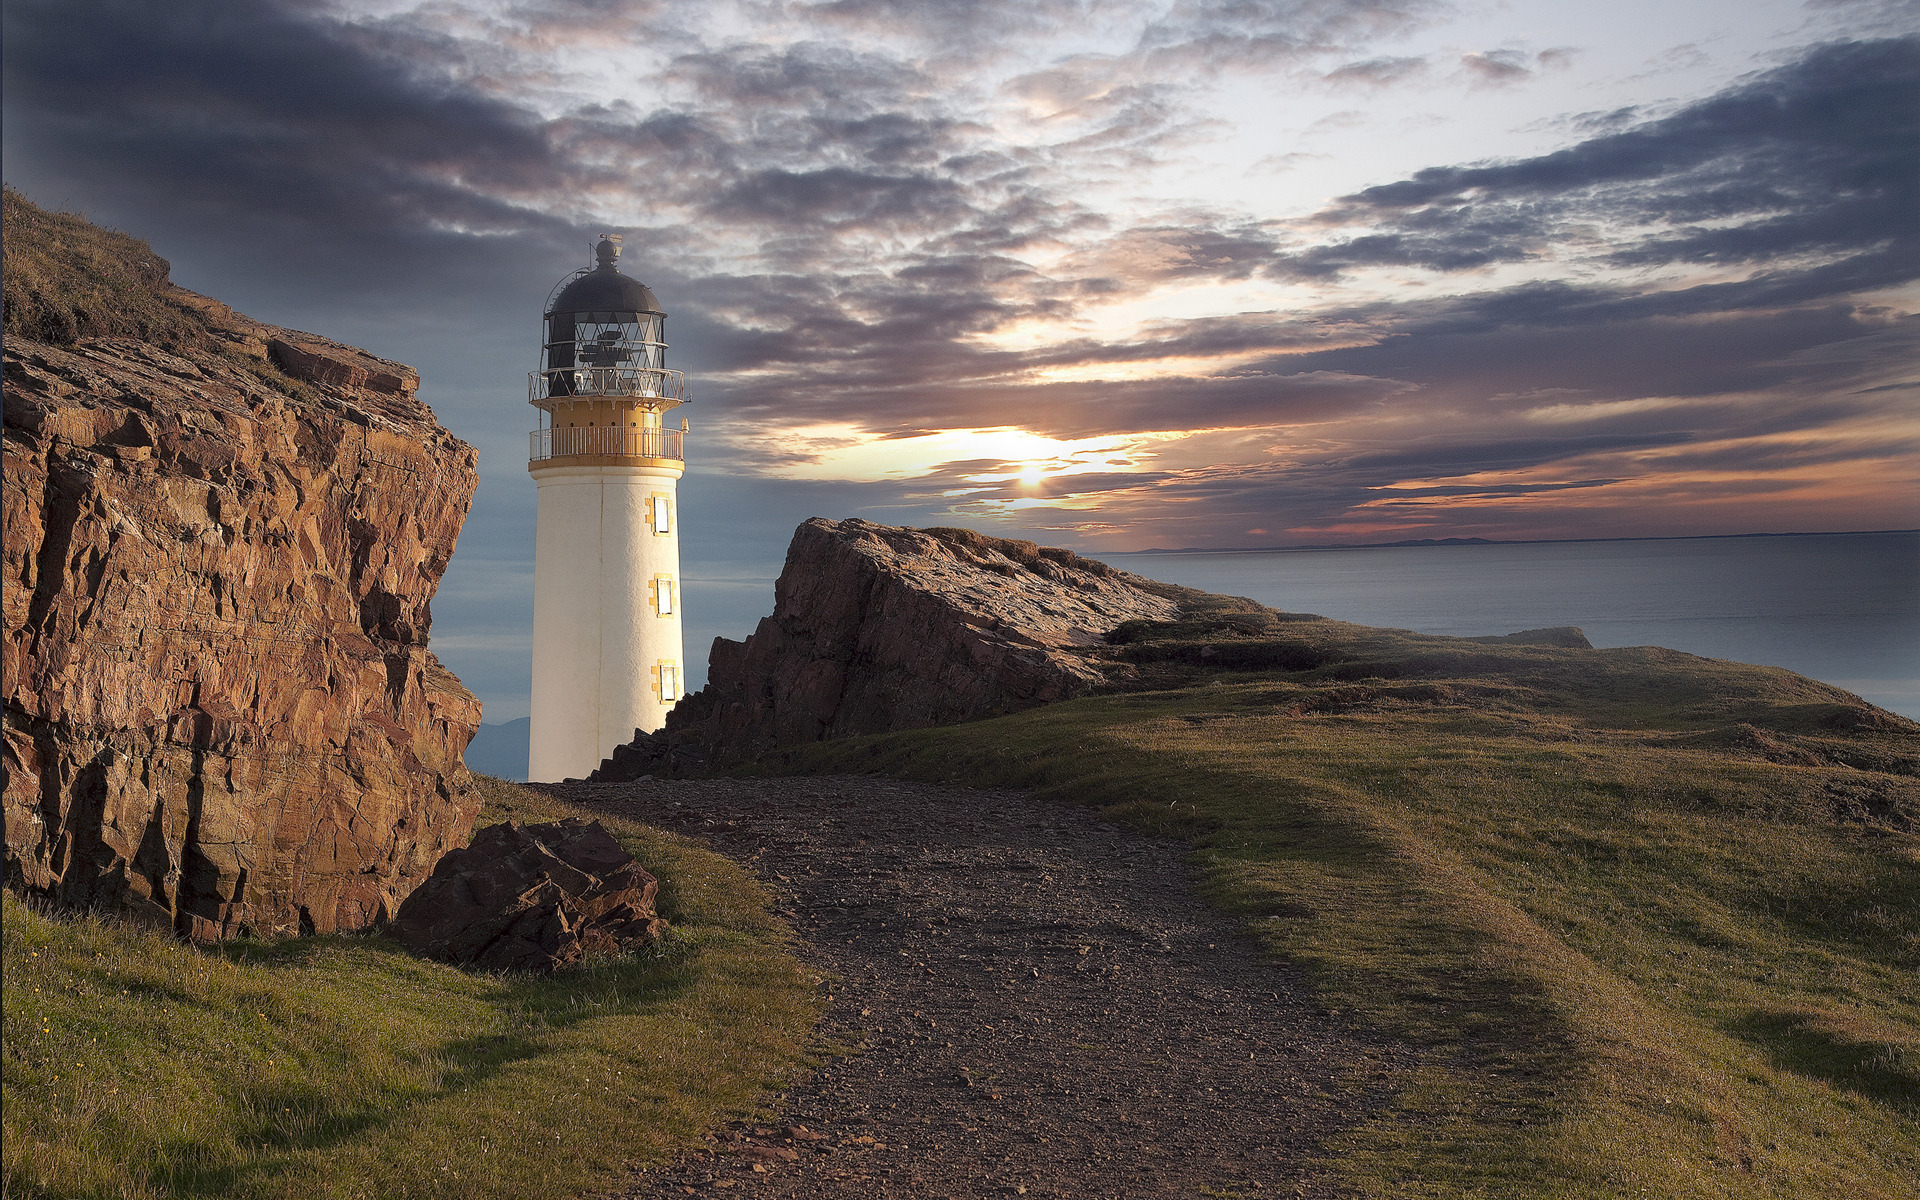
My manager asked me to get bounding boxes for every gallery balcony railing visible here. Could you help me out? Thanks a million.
[528,365,685,403]
[529,425,684,463]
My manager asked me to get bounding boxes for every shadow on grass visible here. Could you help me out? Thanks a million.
[152,934,707,1196]
[1726,1008,1919,1112]
[1757,863,1920,968]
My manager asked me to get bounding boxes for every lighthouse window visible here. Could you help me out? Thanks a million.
[654,576,675,615]
[651,493,672,535]
[659,664,679,702]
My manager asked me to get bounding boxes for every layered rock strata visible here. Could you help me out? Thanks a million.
[593,518,1182,777]
[386,818,664,973]
[3,212,481,938]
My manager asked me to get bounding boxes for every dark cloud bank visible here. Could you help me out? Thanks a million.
[3,4,1913,577]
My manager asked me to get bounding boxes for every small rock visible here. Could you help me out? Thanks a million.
[386,819,664,972]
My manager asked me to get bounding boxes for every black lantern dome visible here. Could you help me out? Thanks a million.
[548,238,663,318]
[533,235,683,404]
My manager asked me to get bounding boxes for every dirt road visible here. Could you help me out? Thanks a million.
[562,776,1409,1199]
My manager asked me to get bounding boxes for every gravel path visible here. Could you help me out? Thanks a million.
[559,775,1412,1199]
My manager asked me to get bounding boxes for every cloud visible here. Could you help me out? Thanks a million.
[3,3,1913,565]
[0,0,587,308]
[666,41,929,109]
[796,0,1094,53]
[998,0,1448,167]
[1459,49,1535,86]
[1323,55,1427,87]
[1136,0,1439,69]
[1320,37,1919,278]
[709,166,969,228]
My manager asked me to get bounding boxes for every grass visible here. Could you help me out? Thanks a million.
[1,777,823,1200]
[738,596,1919,1198]
[3,187,338,413]
[2,186,210,349]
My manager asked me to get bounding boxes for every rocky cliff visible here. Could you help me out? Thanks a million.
[2,191,482,938]
[593,518,1183,777]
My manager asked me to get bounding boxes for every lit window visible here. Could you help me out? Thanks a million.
[656,576,674,615]
[659,664,679,702]
[653,494,672,535]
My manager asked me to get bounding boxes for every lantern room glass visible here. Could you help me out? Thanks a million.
[545,313,664,372]
[535,310,678,401]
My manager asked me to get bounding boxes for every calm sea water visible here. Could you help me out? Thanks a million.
[473,530,1919,779]
[1117,531,1920,720]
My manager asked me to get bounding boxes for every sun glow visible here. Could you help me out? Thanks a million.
[1025,353,1272,385]
[749,424,1169,484]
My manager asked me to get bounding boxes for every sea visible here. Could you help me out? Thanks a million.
[467,529,1920,779]
[1114,530,1920,720]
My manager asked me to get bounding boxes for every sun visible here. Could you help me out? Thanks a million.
[1017,464,1046,488]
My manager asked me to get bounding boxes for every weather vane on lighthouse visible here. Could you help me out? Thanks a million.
[526,234,688,782]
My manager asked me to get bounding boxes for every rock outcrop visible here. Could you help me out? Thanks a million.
[3,192,481,938]
[386,818,664,973]
[594,518,1182,777]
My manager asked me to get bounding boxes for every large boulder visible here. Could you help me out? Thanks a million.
[385,819,665,973]
[2,191,481,938]
[594,518,1182,776]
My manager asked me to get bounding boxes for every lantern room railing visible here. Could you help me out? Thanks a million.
[530,425,684,463]
[529,365,686,403]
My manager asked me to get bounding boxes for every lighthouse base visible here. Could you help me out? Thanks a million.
[527,463,682,783]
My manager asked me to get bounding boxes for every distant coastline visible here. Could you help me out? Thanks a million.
[1115,529,1920,556]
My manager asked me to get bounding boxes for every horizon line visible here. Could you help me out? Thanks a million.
[1111,528,1920,556]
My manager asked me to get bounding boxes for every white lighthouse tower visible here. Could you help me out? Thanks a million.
[526,235,687,782]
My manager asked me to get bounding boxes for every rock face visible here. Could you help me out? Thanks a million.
[3,197,481,938]
[386,819,664,973]
[594,518,1182,777]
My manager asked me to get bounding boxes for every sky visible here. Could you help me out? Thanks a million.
[4,0,1916,719]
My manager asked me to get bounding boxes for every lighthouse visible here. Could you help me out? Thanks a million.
[526,235,686,782]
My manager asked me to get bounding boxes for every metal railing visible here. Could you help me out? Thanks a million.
[530,425,684,463]
[528,366,685,403]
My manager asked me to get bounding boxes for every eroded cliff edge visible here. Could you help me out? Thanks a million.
[2,192,481,938]
[595,518,1184,777]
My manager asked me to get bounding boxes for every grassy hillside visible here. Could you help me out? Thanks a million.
[2,187,346,410]
[1,186,210,348]
[1,779,822,1200]
[745,594,1920,1198]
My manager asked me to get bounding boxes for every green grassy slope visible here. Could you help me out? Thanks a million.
[745,595,1919,1198]
[1,779,822,1200]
